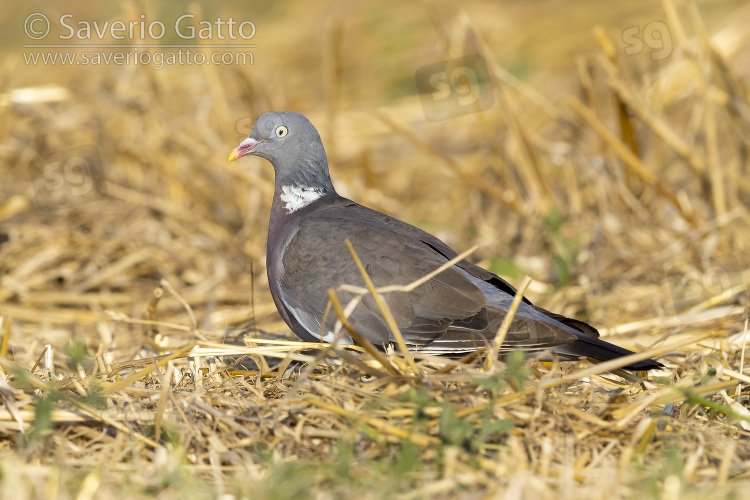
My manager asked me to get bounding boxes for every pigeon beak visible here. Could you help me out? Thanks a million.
[227,138,265,162]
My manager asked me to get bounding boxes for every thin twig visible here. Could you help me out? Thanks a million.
[345,239,421,377]
[484,276,532,371]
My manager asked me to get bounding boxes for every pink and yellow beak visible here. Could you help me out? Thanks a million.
[227,138,265,162]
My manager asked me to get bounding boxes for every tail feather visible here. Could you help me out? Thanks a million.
[552,335,663,371]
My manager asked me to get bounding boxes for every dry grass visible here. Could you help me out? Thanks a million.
[1,0,750,498]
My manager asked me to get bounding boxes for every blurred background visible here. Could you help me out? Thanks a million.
[1,0,750,386]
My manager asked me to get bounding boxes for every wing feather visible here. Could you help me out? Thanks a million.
[277,202,577,351]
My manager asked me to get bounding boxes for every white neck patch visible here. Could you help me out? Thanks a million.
[279,185,325,213]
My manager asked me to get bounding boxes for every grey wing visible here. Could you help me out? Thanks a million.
[279,221,483,344]
[278,217,578,353]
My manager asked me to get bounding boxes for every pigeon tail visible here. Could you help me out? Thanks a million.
[551,334,663,370]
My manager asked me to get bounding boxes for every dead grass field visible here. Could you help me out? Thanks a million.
[1,0,750,498]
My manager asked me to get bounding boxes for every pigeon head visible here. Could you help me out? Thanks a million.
[228,111,334,191]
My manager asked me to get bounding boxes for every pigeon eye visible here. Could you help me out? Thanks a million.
[275,125,288,138]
